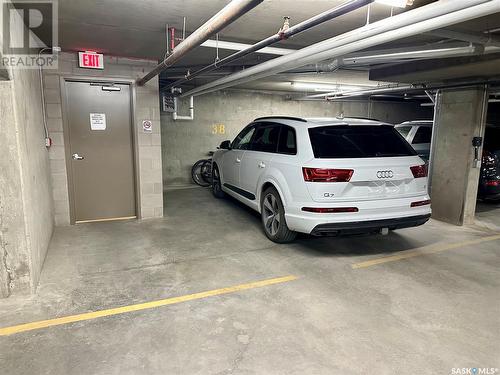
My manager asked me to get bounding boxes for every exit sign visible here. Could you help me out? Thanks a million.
[78,51,104,70]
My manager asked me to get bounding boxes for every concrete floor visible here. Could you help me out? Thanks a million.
[1,187,499,375]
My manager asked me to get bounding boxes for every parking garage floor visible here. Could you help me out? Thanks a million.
[1,187,499,375]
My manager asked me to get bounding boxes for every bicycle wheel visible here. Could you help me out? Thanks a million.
[200,160,212,185]
[191,159,212,187]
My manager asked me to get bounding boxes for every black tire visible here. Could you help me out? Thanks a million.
[192,159,211,187]
[261,187,297,243]
[212,165,225,198]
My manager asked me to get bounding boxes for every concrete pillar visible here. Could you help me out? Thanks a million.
[430,86,488,225]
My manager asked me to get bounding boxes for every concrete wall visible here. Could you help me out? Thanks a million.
[44,52,163,225]
[0,11,54,297]
[161,90,432,185]
[430,87,488,225]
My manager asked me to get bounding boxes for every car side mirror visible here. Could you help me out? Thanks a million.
[219,140,231,150]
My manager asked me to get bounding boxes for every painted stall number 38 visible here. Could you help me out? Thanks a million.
[212,124,226,135]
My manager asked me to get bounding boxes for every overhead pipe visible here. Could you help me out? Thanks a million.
[164,0,375,90]
[327,84,414,99]
[341,43,488,65]
[318,79,500,101]
[181,0,500,98]
[429,29,500,48]
[136,0,264,86]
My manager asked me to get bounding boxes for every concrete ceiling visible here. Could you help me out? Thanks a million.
[59,0,436,62]
[58,0,500,93]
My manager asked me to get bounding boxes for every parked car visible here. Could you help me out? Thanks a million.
[478,126,500,201]
[395,120,433,161]
[212,116,431,243]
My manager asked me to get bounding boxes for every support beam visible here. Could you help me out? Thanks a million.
[429,86,489,225]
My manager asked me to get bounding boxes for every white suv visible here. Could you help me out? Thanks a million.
[212,116,431,243]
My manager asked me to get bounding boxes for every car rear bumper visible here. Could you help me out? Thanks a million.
[284,195,431,234]
[478,183,500,200]
[309,214,431,236]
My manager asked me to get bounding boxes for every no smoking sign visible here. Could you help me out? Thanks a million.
[142,120,153,133]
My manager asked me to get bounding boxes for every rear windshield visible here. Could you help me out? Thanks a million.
[308,125,417,159]
[485,127,500,150]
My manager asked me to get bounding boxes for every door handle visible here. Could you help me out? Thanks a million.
[72,153,84,160]
[236,158,241,163]
[258,162,266,169]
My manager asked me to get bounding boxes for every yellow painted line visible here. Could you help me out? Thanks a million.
[352,234,500,269]
[0,275,298,336]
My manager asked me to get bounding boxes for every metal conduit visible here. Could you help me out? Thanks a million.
[136,0,264,86]
[181,0,499,98]
[163,0,374,91]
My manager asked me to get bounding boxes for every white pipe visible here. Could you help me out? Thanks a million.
[429,29,500,48]
[182,0,499,98]
[173,96,194,121]
[342,44,481,65]
[328,84,414,99]
[200,39,295,56]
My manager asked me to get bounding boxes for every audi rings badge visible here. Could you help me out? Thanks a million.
[377,170,394,179]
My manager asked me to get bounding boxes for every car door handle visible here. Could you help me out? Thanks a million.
[258,162,266,169]
[235,158,241,163]
[72,153,84,160]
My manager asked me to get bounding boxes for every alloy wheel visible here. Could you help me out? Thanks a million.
[263,193,281,236]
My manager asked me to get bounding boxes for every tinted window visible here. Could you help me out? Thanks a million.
[250,123,281,153]
[232,125,255,150]
[308,125,417,159]
[484,127,500,150]
[277,126,297,155]
[395,126,412,139]
[412,126,432,144]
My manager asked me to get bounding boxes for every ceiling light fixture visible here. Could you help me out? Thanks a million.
[374,0,413,8]
[291,82,367,93]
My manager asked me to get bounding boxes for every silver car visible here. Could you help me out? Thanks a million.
[395,121,433,161]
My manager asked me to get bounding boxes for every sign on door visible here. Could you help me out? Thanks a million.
[90,113,106,130]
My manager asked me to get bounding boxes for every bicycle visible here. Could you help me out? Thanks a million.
[191,151,214,187]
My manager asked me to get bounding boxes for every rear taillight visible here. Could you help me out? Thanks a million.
[485,180,500,187]
[302,168,353,182]
[302,207,359,213]
[411,199,431,208]
[410,165,428,178]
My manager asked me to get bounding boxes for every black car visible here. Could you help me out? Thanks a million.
[479,126,500,200]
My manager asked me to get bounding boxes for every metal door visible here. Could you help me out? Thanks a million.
[65,81,136,223]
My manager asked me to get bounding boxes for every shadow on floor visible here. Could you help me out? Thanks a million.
[169,186,438,259]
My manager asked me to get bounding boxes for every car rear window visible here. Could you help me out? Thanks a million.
[485,127,500,150]
[413,126,432,144]
[395,125,412,138]
[308,125,417,159]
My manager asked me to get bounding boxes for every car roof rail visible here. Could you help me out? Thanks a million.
[254,116,307,123]
[343,116,381,122]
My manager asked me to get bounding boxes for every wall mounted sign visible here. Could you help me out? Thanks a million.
[90,113,106,130]
[142,120,153,133]
[79,51,104,69]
